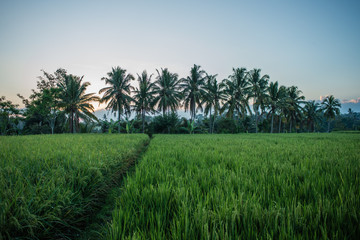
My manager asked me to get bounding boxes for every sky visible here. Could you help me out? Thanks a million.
[0,0,359,112]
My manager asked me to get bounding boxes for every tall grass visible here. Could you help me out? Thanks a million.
[0,134,148,239]
[107,133,360,239]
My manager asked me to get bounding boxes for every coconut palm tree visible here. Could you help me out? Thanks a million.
[248,69,269,133]
[303,100,322,132]
[133,70,156,133]
[277,85,289,133]
[286,86,305,133]
[182,64,206,121]
[99,67,134,133]
[57,74,99,133]
[152,68,182,116]
[221,68,251,122]
[266,81,284,133]
[202,74,226,133]
[321,95,341,132]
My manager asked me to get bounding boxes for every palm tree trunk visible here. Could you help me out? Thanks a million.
[142,109,145,133]
[327,120,330,133]
[70,111,74,134]
[75,113,79,133]
[278,116,281,133]
[271,111,274,133]
[209,107,212,134]
[212,109,216,134]
[237,111,241,133]
[255,110,258,133]
[289,120,292,133]
[118,111,121,134]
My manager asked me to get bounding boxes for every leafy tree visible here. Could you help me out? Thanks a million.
[182,64,206,121]
[152,112,180,134]
[58,74,99,133]
[79,116,98,133]
[133,70,156,133]
[152,68,182,116]
[216,117,237,133]
[248,69,269,133]
[179,118,197,134]
[240,115,253,133]
[125,117,136,134]
[0,96,19,135]
[321,95,341,132]
[17,69,67,134]
[99,67,134,133]
[347,108,356,130]
[202,74,226,133]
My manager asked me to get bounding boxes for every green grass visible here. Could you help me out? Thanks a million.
[106,133,360,239]
[0,134,149,239]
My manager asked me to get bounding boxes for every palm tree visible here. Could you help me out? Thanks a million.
[99,67,134,133]
[152,68,182,116]
[277,85,289,133]
[321,95,341,132]
[248,69,269,133]
[182,64,206,121]
[202,74,226,133]
[57,74,99,133]
[303,100,322,132]
[266,81,283,133]
[221,68,251,122]
[286,86,305,133]
[133,70,156,133]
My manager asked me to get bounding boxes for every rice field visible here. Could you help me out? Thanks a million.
[1,133,359,239]
[106,133,360,239]
[0,134,148,239]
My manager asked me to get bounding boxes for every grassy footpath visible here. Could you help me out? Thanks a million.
[79,137,151,240]
[106,133,360,239]
[0,134,148,239]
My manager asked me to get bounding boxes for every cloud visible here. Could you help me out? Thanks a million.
[318,95,360,104]
[341,97,360,104]
[319,95,329,101]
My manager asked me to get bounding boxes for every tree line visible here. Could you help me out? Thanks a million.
[1,65,358,135]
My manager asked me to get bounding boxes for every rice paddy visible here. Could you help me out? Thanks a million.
[106,133,360,239]
[1,133,359,239]
[0,134,148,239]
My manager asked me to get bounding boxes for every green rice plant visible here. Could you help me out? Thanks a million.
[106,133,360,239]
[0,134,148,239]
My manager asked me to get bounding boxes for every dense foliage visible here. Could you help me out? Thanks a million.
[1,65,358,136]
[106,133,360,239]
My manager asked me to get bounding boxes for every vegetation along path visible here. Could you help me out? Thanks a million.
[0,134,150,239]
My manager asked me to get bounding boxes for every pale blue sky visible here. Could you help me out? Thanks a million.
[1,0,359,111]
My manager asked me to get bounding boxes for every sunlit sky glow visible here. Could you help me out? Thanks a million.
[1,0,359,112]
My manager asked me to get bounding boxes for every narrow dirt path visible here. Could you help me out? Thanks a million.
[77,137,152,240]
